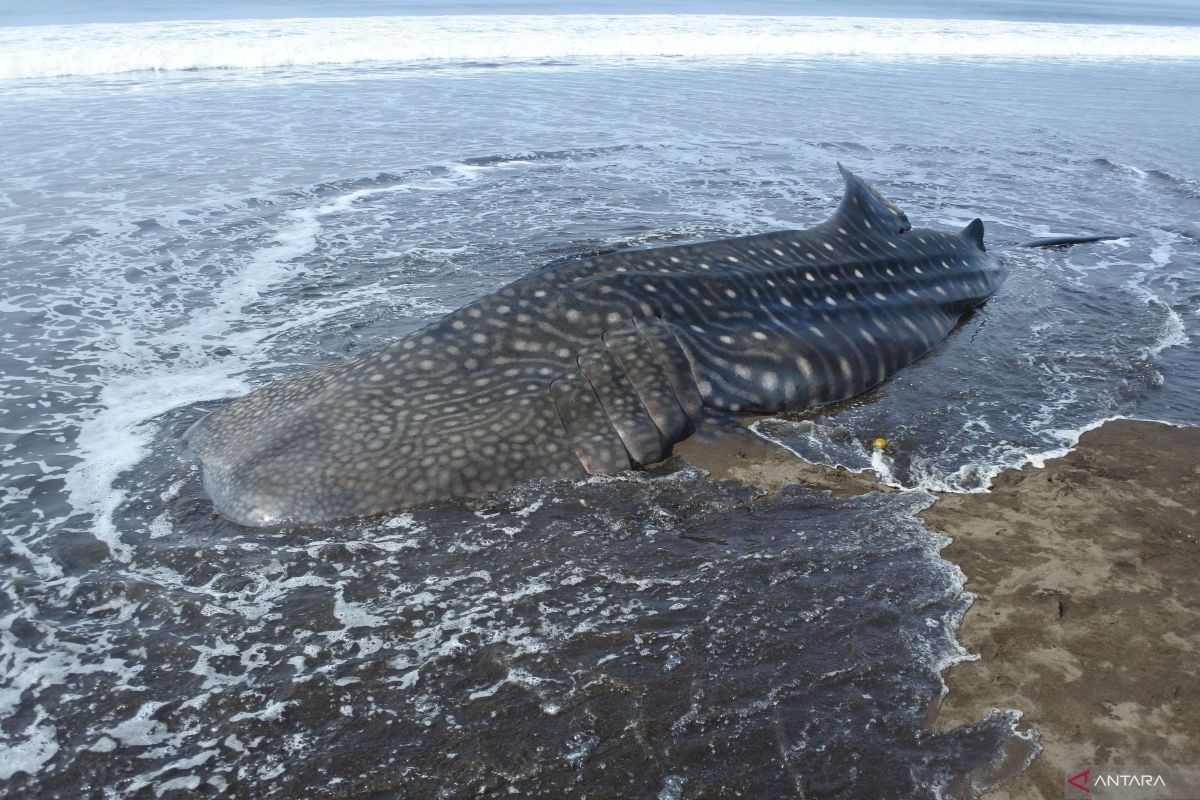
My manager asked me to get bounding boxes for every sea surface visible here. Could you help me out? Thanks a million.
[1,2,1198,797]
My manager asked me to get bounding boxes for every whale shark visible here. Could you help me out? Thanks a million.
[185,166,1007,526]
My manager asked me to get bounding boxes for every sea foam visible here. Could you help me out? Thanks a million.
[2,14,1200,81]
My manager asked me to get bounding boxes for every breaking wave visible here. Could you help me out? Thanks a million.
[3,14,1200,80]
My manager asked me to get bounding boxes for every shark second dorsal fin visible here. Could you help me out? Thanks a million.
[831,164,912,235]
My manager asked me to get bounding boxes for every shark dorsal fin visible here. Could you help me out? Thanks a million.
[961,218,986,250]
[831,164,912,235]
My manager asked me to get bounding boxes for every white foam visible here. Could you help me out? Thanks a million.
[0,715,58,781]
[1121,229,1192,357]
[2,14,1199,81]
[63,368,249,561]
[752,413,1140,495]
[332,585,389,629]
[60,180,431,555]
[229,700,290,723]
[903,414,1137,493]
[658,775,686,800]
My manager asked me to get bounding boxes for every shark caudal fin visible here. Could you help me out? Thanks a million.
[961,218,986,250]
[1020,234,1125,249]
[831,164,912,235]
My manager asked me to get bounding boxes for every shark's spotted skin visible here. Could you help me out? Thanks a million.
[186,167,1007,526]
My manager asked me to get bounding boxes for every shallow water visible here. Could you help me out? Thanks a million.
[1,12,1198,799]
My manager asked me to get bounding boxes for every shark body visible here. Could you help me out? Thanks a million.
[186,166,1006,526]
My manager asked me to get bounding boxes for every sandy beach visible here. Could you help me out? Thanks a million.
[676,418,1200,798]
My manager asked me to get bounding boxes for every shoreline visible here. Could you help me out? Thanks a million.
[674,417,1200,798]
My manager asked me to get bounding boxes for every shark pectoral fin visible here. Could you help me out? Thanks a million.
[633,318,704,418]
[551,369,632,475]
[576,347,667,466]
[602,325,694,445]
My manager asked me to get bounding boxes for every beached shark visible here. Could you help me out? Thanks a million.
[186,166,1007,526]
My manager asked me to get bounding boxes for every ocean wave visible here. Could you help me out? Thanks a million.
[2,14,1200,80]
[749,414,1128,495]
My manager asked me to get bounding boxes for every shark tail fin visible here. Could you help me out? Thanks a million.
[833,163,912,235]
[961,218,986,251]
[1020,234,1124,249]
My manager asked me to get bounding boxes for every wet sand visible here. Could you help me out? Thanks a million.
[674,418,1200,799]
[671,419,885,498]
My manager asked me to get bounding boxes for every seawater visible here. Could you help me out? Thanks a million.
[1,5,1198,798]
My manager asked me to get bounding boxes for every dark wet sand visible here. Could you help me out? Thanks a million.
[674,418,1200,799]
